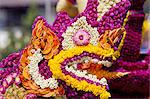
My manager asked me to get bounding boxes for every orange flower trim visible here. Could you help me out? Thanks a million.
[99,28,125,50]
[31,19,60,59]
[19,19,64,97]
[81,62,129,79]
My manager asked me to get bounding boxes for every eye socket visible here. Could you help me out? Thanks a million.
[60,51,112,86]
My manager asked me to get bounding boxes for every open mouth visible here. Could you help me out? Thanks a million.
[61,51,112,87]
[48,44,127,97]
[48,45,116,93]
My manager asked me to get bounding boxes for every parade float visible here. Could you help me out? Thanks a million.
[0,0,149,98]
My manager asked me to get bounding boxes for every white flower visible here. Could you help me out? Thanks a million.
[84,60,89,63]
[91,59,99,63]
[72,64,77,69]
[62,16,100,50]
[27,49,58,89]
[97,60,112,67]
[97,0,121,21]
[65,64,108,85]
[82,70,88,75]
[99,77,108,85]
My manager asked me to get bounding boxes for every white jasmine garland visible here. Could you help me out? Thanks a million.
[97,0,121,21]
[62,16,100,50]
[65,65,108,85]
[98,60,112,67]
[27,49,58,89]
[84,57,112,67]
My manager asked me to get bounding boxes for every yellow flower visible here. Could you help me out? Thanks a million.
[100,91,111,99]
[117,30,126,52]
[48,44,113,98]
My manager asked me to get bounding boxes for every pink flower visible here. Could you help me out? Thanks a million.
[5,74,13,84]
[0,86,5,94]
[73,29,90,46]
[0,94,4,99]
[25,93,37,99]
[15,76,21,85]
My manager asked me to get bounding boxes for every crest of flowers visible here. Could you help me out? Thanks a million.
[19,16,64,97]
[18,0,131,98]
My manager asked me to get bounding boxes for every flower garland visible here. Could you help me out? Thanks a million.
[59,80,100,99]
[123,11,130,27]
[19,16,64,97]
[27,49,58,89]
[0,0,149,98]
[96,0,131,33]
[65,65,108,86]
[49,44,116,98]
[97,0,121,21]
[3,84,37,99]
[62,16,100,50]
[0,51,21,94]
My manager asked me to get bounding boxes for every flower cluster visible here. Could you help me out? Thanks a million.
[72,29,91,46]
[1,0,148,98]
[38,60,53,79]
[52,12,72,39]
[0,73,21,94]
[62,16,100,49]
[19,17,64,97]
[65,65,108,86]
[99,28,126,52]
[2,84,37,99]
[97,0,121,21]
[84,0,99,25]
[97,0,131,33]
[28,49,58,89]
[98,60,112,67]
[0,51,21,94]
[49,44,120,98]
[31,16,60,59]
[59,80,100,99]
[120,11,145,61]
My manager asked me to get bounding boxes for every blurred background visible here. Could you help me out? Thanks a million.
[0,0,57,59]
[0,0,149,60]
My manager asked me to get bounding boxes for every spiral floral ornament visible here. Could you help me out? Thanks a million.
[19,17,64,97]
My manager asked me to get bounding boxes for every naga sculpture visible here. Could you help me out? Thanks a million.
[0,0,149,98]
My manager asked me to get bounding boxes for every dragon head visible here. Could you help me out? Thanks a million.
[19,0,131,98]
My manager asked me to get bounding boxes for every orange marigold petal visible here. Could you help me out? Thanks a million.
[22,66,31,80]
[42,42,52,55]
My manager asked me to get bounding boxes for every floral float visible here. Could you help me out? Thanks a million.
[0,0,149,98]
